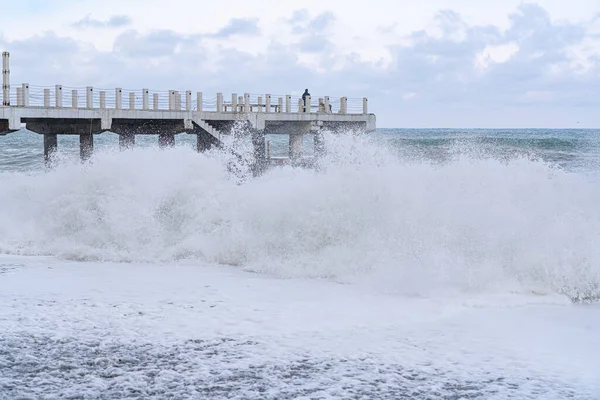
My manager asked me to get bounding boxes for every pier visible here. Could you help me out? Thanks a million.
[1,52,376,171]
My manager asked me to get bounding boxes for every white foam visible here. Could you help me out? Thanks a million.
[0,133,599,301]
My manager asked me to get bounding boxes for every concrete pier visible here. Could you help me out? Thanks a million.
[0,51,376,169]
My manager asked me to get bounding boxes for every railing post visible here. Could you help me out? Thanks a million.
[340,97,347,114]
[129,92,135,109]
[363,97,368,114]
[285,95,291,113]
[22,83,29,107]
[72,90,78,108]
[257,96,263,113]
[278,97,283,113]
[142,89,149,110]
[100,91,106,109]
[231,93,237,112]
[324,96,330,113]
[265,94,271,113]
[153,93,159,110]
[55,85,63,108]
[44,89,50,107]
[305,95,311,113]
[115,88,122,109]
[2,52,9,106]
[216,93,223,112]
[86,86,93,108]
[186,90,192,111]
[196,92,203,111]
[244,93,250,112]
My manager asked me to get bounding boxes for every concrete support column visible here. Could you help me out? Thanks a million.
[158,133,175,148]
[1,52,9,106]
[44,134,58,165]
[86,86,93,108]
[231,93,237,112]
[119,134,135,150]
[129,92,135,109]
[251,130,267,177]
[80,134,93,161]
[285,95,291,113]
[197,92,203,111]
[100,91,106,109]
[142,89,149,110]
[363,97,368,114]
[186,90,192,111]
[289,134,303,164]
[278,97,283,113]
[115,88,122,109]
[265,94,271,113]
[153,93,159,110]
[216,93,223,112]
[44,89,50,107]
[72,90,78,108]
[22,83,29,107]
[55,85,63,108]
[257,96,263,113]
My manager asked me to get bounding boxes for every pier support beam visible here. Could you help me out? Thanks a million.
[289,134,303,165]
[80,134,93,161]
[158,133,175,148]
[251,130,267,176]
[119,133,135,150]
[44,134,58,165]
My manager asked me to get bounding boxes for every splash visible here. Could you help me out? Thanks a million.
[0,133,599,301]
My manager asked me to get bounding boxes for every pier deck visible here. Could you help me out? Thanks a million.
[1,52,375,168]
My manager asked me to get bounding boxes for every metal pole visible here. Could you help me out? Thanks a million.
[2,52,10,106]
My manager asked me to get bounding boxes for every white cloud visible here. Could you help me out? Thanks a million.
[475,43,520,69]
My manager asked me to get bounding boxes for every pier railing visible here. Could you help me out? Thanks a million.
[4,84,369,114]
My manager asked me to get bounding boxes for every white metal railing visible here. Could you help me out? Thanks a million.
[3,84,370,115]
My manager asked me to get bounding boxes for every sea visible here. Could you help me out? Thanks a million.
[0,128,599,399]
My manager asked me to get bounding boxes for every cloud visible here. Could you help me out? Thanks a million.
[72,15,132,29]
[208,18,260,38]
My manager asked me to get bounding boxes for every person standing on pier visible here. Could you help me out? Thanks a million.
[302,89,310,112]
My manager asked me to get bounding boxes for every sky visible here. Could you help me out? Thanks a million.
[0,0,599,128]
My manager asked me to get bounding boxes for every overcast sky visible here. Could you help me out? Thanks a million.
[1,0,599,128]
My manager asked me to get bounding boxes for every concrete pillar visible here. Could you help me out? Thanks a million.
[158,133,175,148]
[278,97,283,113]
[153,93,159,110]
[257,96,263,113]
[197,92,203,111]
[285,95,291,113]
[169,90,175,110]
[22,83,29,107]
[16,87,22,106]
[231,93,237,112]
[289,134,303,165]
[186,90,192,111]
[244,93,249,112]
[324,96,330,113]
[55,85,63,108]
[115,88,122,109]
[80,134,93,161]
[238,96,243,111]
[363,97,368,114]
[340,97,347,114]
[1,52,9,106]
[142,89,149,110]
[129,92,135,109]
[44,89,50,107]
[119,134,135,150]
[72,90,78,108]
[100,91,106,109]
[304,95,311,113]
[44,134,58,164]
[314,130,325,159]
[265,94,271,113]
[216,93,223,112]
[86,86,93,108]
